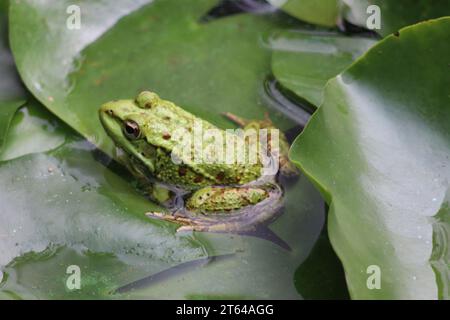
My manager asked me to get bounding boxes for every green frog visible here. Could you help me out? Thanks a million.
[99,91,298,232]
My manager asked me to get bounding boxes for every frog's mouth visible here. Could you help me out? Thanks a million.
[99,103,155,173]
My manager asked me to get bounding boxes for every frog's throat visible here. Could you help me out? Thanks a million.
[99,108,155,173]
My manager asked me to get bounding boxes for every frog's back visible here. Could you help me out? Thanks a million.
[135,93,262,187]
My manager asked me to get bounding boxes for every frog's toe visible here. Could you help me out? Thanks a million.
[177,224,211,233]
[176,225,196,232]
[177,223,237,233]
[145,211,167,219]
[222,112,248,127]
[146,211,179,223]
[146,211,198,227]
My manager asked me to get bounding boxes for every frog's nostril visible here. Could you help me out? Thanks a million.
[101,107,113,116]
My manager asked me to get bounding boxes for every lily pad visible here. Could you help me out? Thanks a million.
[0,4,26,153]
[293,226,349,299]
[268,0,338,27]
[290,18,450,299]
[341,0,450,37]
[270,30,376,106]
[0,100,24,152]
[0,99,69,161]
[0,141,211,298]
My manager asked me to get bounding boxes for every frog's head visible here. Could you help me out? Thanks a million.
[99,91,162,173]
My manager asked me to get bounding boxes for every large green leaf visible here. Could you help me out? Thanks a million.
[341,0,450,37]
[0,141,213,298]
[290,18,450,299]
[293,224,349,299]
[269,0,449,107]
[0,99,68,161]
[9,0,297,157]
[0,3,26,153]
[0,100,23,152]
[268,0,338,27]
[270,30,376,106]
[267,0,450,35]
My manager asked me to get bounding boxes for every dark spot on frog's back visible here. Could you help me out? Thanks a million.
[194,176,203,183]
[163,133,171,140]
[393,31,400,37]
[216,172,225,181]
[178,166,187,176]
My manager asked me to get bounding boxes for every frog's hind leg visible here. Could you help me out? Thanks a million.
[176,221,240,233]
[222,112,272,129]
[222,112,249,127]
[145,211,224,233]
[147,184,284,237]
[146,211,193,226]
[223,112,299,177]
[185,186,269,213]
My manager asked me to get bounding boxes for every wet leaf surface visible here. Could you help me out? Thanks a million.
[290,18,450,299]
[271,30,376,106]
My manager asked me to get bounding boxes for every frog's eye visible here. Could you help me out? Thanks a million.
[123,120,141,140]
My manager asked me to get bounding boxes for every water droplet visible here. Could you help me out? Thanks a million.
[34,82,42,92]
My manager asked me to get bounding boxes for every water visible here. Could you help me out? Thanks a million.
[263,76,313,128]
[202,0,277,22]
